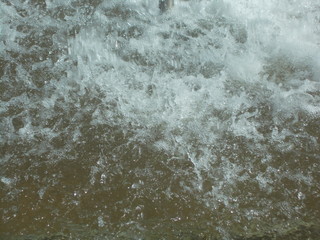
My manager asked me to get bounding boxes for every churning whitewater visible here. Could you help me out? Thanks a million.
[0,0,320,239]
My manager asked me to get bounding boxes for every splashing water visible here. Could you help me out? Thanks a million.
[0,0,320,239]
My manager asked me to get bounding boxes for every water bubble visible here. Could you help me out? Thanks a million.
[100,173,107,184]
[98,216,105,227]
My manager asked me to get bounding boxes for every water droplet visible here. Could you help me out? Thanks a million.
[297,192,305,200]
[98,216,105,227]
[1,177,13,186]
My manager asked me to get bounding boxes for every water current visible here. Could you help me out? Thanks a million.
[0,0,320,239]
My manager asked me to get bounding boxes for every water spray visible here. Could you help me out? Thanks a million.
[159,0,174,12]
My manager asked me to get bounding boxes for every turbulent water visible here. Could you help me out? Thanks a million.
[1,0,320,239]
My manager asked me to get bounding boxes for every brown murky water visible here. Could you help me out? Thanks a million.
[1,0,320,239]
[1,136,319,239]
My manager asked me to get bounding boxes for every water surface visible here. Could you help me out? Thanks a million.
[0,0,320,239]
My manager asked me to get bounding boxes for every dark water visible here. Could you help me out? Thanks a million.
[0,0,320,239]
